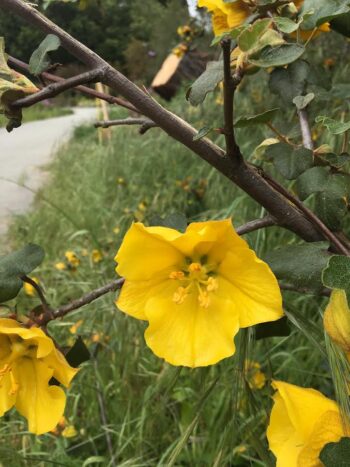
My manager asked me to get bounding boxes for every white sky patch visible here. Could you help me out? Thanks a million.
[186,0,198,17]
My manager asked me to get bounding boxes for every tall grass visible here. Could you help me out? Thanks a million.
[1,35,349,465]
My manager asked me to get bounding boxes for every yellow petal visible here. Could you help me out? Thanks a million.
[116,278,164,320]
[297,410,343,467]
[115,223,183,281]
[218,249,283,327]
[13,358,66,435]
[43,347,79,388]
[144,283,239,367]
[267,389,303,467]
[324,289,350,352]
[271,381,338,441]
[0,320,53,358]
[0,369,16,417]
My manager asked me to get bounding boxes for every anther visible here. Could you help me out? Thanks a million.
[207,277,218,292]
[173,287,188,305]
[188,262,202,273]
[169,271,185,280]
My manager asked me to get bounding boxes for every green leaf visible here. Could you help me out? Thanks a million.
[65,337,90,367]
[193,126,212,141]
[274,16,301,33]
[186,61,224,106]
[265,143,313,179]
[0,244,45,303]
[234,108,279,127]
[29,34,61,76]
[238,18,272,52]
[331,11,350,37]
[315,192,347,230]
[269,60,310,104]
[316,116,350,135]
[301,0,350,29]
[248,43,305,68]
[322,256,350,304]
[320,437,350,467]
[293,93,315,110]
[320,153,350,169]
[264,242,331,291]
[255,317,290,340]
[296,167,330,200]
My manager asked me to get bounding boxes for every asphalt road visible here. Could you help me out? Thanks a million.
[0,107,96,236]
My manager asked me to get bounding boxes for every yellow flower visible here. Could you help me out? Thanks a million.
[267,380,344,467]
[62,424,78,438]
[65,251,80,268]
[91,249,103,264]
[245,360,266,390]
[115,220,283,367]
[324,289,350,354]
[0,319,78,434]
[117,177,126,185]
[113,226,121,235]
[55,262,66,271]
[198,0,251,36]
[23,277,39,297]
[69,319,83,335]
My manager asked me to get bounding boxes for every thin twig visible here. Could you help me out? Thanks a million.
[236,215,276,235]
[298,109,314,150]
[222,39,242,162]
[266,122,295,147]
[8,56,138,113]
[21,275,51,313]
[11,68,105,108]
[39,278,124,325]
[94,117,157,133]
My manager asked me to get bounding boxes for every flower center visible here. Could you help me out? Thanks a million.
[169,260,218,308]
[0,338,37,397]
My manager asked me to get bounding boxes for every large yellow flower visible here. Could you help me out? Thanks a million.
[198,0,251,36]
[267,381,344,467]
[115,219,283,367]
[0,319,78,434]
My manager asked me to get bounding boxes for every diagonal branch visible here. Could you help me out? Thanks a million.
[8,56,138,113]
[94,118,158,134]
[298,109,314,150]
[236,215,277,235]
[11,67,105,108]
[222,39,242,162]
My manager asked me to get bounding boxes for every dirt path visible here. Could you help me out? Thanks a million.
[0,107,96,236]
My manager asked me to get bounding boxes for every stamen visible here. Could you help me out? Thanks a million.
[173,287,188,305]
[207,277,218,292]
[198,290,211,309]
[169,271,185,280]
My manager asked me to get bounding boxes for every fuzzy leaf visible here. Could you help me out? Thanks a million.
[316,116,350,135]
[187,61,223,106]
[248,43,305,68]
[301,0,350,29]
[29,34,61,76]
[234,108,279,127]
[320,437,350,467]
[266,143,313,179]
[322,256,350,304]
[293,93,315,110]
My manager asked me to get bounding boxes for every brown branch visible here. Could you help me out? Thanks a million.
[222,39,242,162]
[0,0,334,245]
[8,56,138,113]
[39,278,124,325]
[298,109,314,150]
[12,67,105,108]
[236,215,276,235]
[94,117,157,133]
[21,275,51,313]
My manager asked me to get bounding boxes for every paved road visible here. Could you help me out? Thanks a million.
[0,107,96,236]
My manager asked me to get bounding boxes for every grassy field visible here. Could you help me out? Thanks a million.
[1,40,348,465]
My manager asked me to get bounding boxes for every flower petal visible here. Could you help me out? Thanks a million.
[115,223,183,280]
[0,319,54,358]
[218,249,283,327]
[43,348,79,388]
[13,358,66,435]
[0,370,16,417]
[271,381,339,442]
[324,289,350,352]
[116,278,165,320]
[144,286,239,367]
[298,410,343,467]
[267,389,303,467]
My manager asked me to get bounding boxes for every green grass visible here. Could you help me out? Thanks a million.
[1,33,350,466]
[0,104,73,128]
